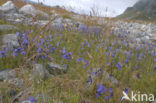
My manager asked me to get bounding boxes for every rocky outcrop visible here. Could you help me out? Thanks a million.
[112,21,156,44]
[0,1,83,29]
[2,34,20,50]
[0,1,18,13]
[33,64,50,81]
[19,4,49,19]
[46,62,67,75]
[87,68,119,88]
[0,24,18,31]
[0,69,16,81]
[19,4,36,16]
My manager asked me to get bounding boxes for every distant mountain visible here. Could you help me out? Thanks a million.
[118,0,156,21]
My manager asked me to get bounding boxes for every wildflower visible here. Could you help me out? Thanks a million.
[40,38,45,45]
[49,35,53,41]
[110,92,113,98]
[77,57,83,62]
[108,88,113,93]
[88,76,93,84]
[51,47,57,51]
[107,62,111,66]
[84,60,89,65]
[64,64,68,69]
[96,93,101,98]
[137,74,140,79]
[63,52,72,60]
[97,84,106,94]
[0,50,7,57]
[125,57,130,63]
[83,60,89,69]
[105,96,109,100]
[86,41,90,47]
[21,51,27,55]
[83,52,85,56]
[124,88,129,94]
[111,52,116,58]
[36,47,43,53]
[62,47,66,54]
[106,52,109,56]
[84,65,87,69]
[116,62,122,70]
[29,96,35,103]
[135,65,138,69]
[14,49,18,56]
[109,46,112,53]
[42,55,47,60]
[154,65,156,70]
[57,41,60,47]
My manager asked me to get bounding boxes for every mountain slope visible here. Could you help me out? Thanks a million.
[118,0,156,21]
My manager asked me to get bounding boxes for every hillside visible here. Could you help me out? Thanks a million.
[118,0,156,21]
[0,0,156,103]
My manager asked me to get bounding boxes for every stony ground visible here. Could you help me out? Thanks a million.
[0,1,156,103]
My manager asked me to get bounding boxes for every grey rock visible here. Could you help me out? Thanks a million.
[0,24,18,31]
[51,10,58,18]
[34,20,49,27]
[87,68,119,88]
[33,64,50,81]
[112,20,156,44]
[0,1,18,13]
[19,4,36,16]
[53,16,64,24]
[4,13,26,23]
[19,4,49,19]
[8,78,24,87]
[36,10,50,20]
[46,62,67,75]
[0,69,16,81]
[100,71,119,85]
[140,36,150,43]
[2,34,20,50]
[150,33,156,40]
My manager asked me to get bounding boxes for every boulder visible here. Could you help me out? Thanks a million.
[2,34,20,50]
[8,78,24,88]
[4,13,26,23]
[36,10,50,20]
[87,68,119,88]
[0,24,18,31]
[0,69,16,81]
[0,1,18,13]
[33,64,50,81]
[46,62,67,75]
[34,20,49,27]
[19,4,36,16]
[53,16,64,24]
[19,4,49,19]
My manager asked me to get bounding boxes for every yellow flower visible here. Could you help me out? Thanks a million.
[64,24,67,28]
[67,40,70,43]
